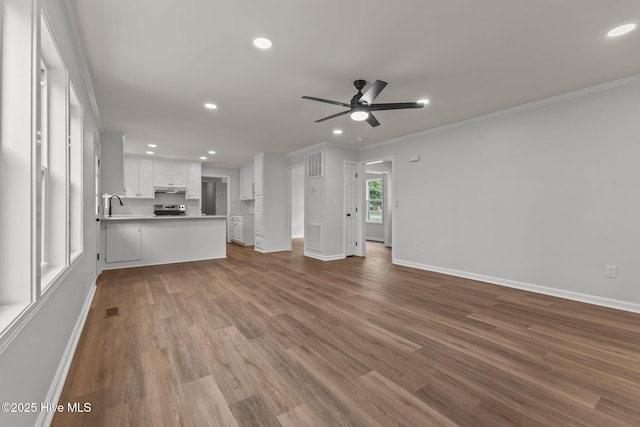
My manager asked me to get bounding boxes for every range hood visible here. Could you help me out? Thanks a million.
[154,187,186,194]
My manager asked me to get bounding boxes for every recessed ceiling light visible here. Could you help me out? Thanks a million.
[204,103,218,110]
[418,99,430,105]
[366,160,384,165]
[148,143,157,148]
[333,129,343,135]
[146,151,154,155]
[208,150,216,155]
[200,156,207,160]
[607,23,637,37]
[253,37,273,49]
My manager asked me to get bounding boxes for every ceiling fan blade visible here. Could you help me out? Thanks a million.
[302,96,350,108]
[366,113,380,127]
[359,80,388,105]
[369,102,423,111]
[315,110,350,123]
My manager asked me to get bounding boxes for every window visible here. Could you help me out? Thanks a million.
[69,84,83,261]
[2,2,85,345]
[366,178,383,223]
[39,14,69,292]
[1,0,39,339]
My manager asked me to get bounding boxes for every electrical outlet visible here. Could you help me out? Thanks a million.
[605,265,617,278]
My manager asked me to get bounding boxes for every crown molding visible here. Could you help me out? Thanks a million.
[362,73,640,152]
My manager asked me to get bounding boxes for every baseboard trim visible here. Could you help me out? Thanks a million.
[37,281,97,427]
[393,258,640,314]
[304,252,346,261]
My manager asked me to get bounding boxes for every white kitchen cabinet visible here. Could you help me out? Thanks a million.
[153,159,187,188]
[186,162,201,199]
[253,153,289,253]
[240,161,254,200]
[123,156,153,198]
[253,152,264,196]
[254,197,263,235]
[230,214,254,245]
[105,222,142,262]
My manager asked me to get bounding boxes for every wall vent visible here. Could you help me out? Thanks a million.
[307,151,323,178]
[306,223,323,251]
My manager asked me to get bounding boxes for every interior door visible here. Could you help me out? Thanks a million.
[344,162,357,256]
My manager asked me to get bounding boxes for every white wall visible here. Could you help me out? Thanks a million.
[0,1,102,426]
[291,165,304,238]
[100,130,124,195]
[360,76,640,310]
[287,143,358,259]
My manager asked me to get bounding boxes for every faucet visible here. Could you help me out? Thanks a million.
[108,195,123,216]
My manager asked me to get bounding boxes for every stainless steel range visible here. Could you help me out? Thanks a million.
[153,204,186,216]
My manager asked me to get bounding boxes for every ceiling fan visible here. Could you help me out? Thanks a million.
[302,79,424,127]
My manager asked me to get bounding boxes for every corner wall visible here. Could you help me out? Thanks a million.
[0,1,102,426]
[360,76,640,310]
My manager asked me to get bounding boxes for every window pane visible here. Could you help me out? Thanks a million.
[367,178,382,200]
[367,200,383,222]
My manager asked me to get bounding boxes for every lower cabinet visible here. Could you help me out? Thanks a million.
[105,222,142,263]
[230,214,254,245]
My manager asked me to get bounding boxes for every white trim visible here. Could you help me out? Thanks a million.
[36,280,96,427]
[362,72,640,151]
[393,258,640,314]
[366,237,384,243]
[304,252,346,261]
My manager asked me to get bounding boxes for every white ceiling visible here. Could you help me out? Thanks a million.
[70,0,640,166]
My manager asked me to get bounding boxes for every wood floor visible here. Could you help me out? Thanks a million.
[53,240,640,426]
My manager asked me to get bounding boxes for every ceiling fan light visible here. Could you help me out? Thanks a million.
[351,110,369,121]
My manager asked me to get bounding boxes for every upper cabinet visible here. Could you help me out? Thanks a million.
[240,161,254,200]
[186,162,201,199]
[153,159,187,188]
[123,156,153,198]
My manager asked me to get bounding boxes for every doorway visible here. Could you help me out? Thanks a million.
[365,160,392,247]
[357,158,393,259]
[201,177,228,216]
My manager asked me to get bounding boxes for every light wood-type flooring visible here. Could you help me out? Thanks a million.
[53,240,640,426]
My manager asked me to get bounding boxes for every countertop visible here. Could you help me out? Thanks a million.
[101,214,227,221]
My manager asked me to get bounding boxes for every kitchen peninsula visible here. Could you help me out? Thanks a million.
[101,214,227,269]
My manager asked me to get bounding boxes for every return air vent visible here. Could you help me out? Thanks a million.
[307,151,323,178]
[306,223,323,251]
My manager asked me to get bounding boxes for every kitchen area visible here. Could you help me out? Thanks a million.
[98,132,239,270]
[98,132,289,271]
